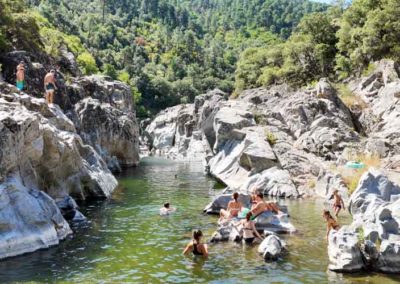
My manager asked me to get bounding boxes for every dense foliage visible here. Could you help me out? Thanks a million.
[27,0,326,116]
[2,0,399,117]
[236,0,400,90]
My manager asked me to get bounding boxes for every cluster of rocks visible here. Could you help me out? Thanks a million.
[328,169,400,273]
[143,78,361,200]
[143,59,400,271]
[0,51,140,259]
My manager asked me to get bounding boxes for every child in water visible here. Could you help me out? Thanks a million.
[330,189,345,217]
[323,210,340,241]
[183,230,208,257]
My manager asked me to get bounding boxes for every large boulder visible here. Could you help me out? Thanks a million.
[203,193,252,214]
[328,169,400,273]
[0,176,71,260]
[258,234,286,261]
[0,83,118,259]
[328,227,365,272]
[68,75,140,169]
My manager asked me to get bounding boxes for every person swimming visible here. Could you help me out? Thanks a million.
[219,192,242,222]
[323,210,340,241]
[330,189,345,217]
[183,229,208,257]
[240,211,264,244]
[159,202,176,216]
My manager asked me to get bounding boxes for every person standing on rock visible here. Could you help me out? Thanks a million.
[219,192,242,222]
[330,189,345,217]
[323,210,340,241]
[16,61,25,91]
[44,69,57,105]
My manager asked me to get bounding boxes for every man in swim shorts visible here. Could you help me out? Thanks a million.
[44,69,57,104]
[16,61,25,91]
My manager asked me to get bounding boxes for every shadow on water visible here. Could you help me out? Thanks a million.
[0,157,400,283]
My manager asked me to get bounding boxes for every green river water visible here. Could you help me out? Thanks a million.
[0,157,399,283]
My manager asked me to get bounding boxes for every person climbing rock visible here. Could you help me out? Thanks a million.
[16,61,25,91]
[219,192,242,222]
[183,229,208,258]
[323,210,340,241]
[44,69,57,105]
[159,202,176,216]
[330,189,345,217]
[239,211,264,245]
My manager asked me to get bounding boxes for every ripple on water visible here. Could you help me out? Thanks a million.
[0,158,399,283]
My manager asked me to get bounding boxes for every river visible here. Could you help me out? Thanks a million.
[0,157,399,283]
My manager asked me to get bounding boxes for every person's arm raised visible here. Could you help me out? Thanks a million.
[183,242,192,255]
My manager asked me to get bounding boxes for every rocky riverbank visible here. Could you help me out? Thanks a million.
[0,51,140,259]
[143,59,400,272]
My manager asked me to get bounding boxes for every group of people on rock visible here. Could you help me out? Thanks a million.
[14,61,58,105]
[178,188,346,258]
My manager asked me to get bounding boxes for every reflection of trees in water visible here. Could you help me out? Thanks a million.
[0,199,112,283]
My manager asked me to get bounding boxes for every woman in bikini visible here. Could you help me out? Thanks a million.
[16,61,25,91]
[323,210,340,241]
[330,189,345,217]
[240,211,264,245]
[183,230,208,258]
[219,192,242,222]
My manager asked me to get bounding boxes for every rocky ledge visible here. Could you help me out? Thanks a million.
[0,51,140,259]
[328,169,400,273]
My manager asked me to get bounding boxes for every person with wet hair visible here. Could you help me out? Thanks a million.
[219,192,242,222]
[240,211,264,245]
[323,210,340,241]
[183,229,208,257]
[159,202,176,216]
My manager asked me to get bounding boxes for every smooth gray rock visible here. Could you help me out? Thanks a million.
[258,234,286,261]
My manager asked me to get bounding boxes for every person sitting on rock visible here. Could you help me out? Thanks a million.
[240,211,264,245]
[330,189,345,217]
[219,192,242,222]
[323,210,340,241]
[159,202,176,216]
[251,191,281,218]
[16,61,25,91]
[44,69,57,105]
[183,229,208,257]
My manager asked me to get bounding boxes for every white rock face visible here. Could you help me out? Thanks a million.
[0,82,118,259]
[328,169,400,273]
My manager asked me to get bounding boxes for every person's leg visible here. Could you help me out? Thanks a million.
[45,91,49,103]
[50,91,54,104]
[335,206,341,217]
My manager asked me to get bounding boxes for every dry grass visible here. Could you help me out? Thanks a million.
[265,131,277,145]
[338,153,381,195]
[307,178,316,189]
[336,83,368,111]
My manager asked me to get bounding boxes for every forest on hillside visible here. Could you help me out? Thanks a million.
[1,0,400,117]
[25,0,327,116]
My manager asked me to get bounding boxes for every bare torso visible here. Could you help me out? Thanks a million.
[16,65,25,81]
[44,73,55,86]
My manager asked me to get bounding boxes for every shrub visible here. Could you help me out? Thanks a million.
[77,52,99,75]
[265,131,277,145]
[336,83,368,111]
[340,153,381,195]
[362,63,376,77]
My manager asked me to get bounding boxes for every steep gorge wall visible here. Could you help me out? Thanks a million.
[0,51,140,259]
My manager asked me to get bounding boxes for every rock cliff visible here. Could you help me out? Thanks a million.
[0,50,140,259]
